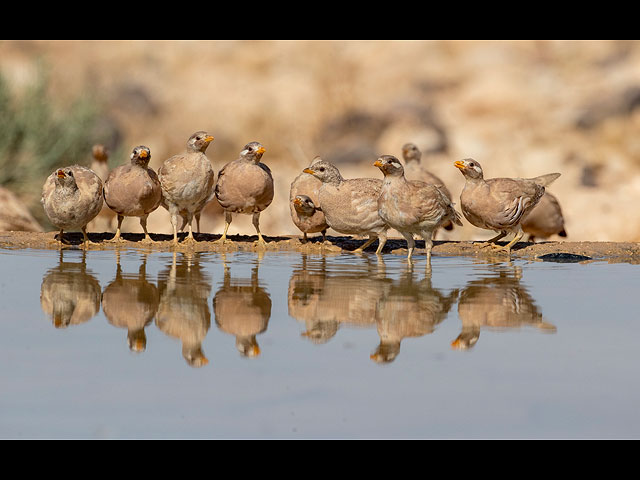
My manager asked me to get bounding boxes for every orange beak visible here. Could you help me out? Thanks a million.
[139,150,148,158]
[373,160,383,168]
[56,169,65,178]
[293,197,302,206]
[256,146,266,155]
[454,160,466,170]
[303,168,315,175]
[205,135,214,143]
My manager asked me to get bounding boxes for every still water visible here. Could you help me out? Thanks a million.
[0,246,638,439]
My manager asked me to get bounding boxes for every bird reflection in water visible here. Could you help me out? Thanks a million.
[101,250,159,353]
[213,252,271,357]
[371,261,458,364]
[288,254,389,344]
[156,251,212,367]
[451,261,556,350]
[40,250,101,328]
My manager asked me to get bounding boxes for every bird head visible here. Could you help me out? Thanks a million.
[293,194,316,215]
[55,168,76,188]
[374,155,404,177]
[92,144,109,162]
[302,160,342,185]
[131,145,151,167]
[454,158,484,180]
[188,131,214,152]
[401,143,421,163]
[240,141,266,162]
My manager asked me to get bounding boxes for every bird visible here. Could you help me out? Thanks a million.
[402,142,455,232]
[101,251,159,352]
[87,144,117,233]
[303,159,388,254]
[156,252,212,368]
[521,191,567,242]
[291,195,328,243]
[158,131,215,245]
[214,141,274,246]
[289,157,328,243]
[40,250,101,328]
[213,253,271,357]
[454,158,561,255]
[374,155,462,264]
[103,145,162,243]
[41,165,104,249]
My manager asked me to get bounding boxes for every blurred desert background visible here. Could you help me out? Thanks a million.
[1,39,639,242]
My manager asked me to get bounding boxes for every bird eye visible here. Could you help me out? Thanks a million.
[469,162,475,167]
[319,167,325,172]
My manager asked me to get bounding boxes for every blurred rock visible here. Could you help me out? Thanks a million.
[0,186,42,232]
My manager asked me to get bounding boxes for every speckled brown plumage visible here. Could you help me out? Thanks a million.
[103,145,162,243]
[375,155,461,265]
[454,158,560,254]
[303,159,388,254]
[41,165,104,248]
[158,131,215,245]
[214,141,274,246]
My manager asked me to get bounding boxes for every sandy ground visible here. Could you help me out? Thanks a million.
[1,230,638,265]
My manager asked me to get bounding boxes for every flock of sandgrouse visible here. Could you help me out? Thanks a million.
[41,130,567,263]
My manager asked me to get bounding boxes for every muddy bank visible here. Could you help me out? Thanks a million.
[1,230,639,265]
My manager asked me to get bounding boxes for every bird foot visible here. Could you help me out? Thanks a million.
[139,236,155,245]
[213,237,232,245]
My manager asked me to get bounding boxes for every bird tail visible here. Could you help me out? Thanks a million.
[533,172,561,187]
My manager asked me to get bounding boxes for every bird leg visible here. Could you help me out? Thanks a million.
[182,212,197,244]
[81,226,94,249]
[401,232,415,261]
[170,210,180,246]
[214,211,233,244]
[302,232,308,244]
[195,212,201,234]
[353,235,377,253]
[491,226,524,255]
[375,233,387,255]
[482,230,507,246]
[50,229,69,248]
[108,215,125,243]
[139,215,154,244]
[252,212,267,246]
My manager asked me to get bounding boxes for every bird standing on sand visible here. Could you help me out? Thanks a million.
[214,141,274,246]
[303,159,388,254]
[158,131,215,245]
[41,165,104,248]
[87,144,117,233]
[374,155,462,264]
[103,145,162,243]
[454,158,560,254]
[521,191,567,242]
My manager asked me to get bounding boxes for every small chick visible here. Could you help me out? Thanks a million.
[103,145,162,243]
[303,159,388,254]
[454,158,561,254]
[521,191,567,242]
[374,155,462,264]
[291,195,327,243]
[214,141,274,246]
[41,165,104,248]
[158,131,215,245]
[289,157,328,243]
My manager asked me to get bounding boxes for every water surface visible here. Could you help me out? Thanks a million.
[0,246,638,439]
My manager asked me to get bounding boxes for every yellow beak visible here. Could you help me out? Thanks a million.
[454,160,466,170]
[373,160,383,168]
[139,150,148,158]
[303,168,315,175]
[205,135,214,143]
[256,146,266,155]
